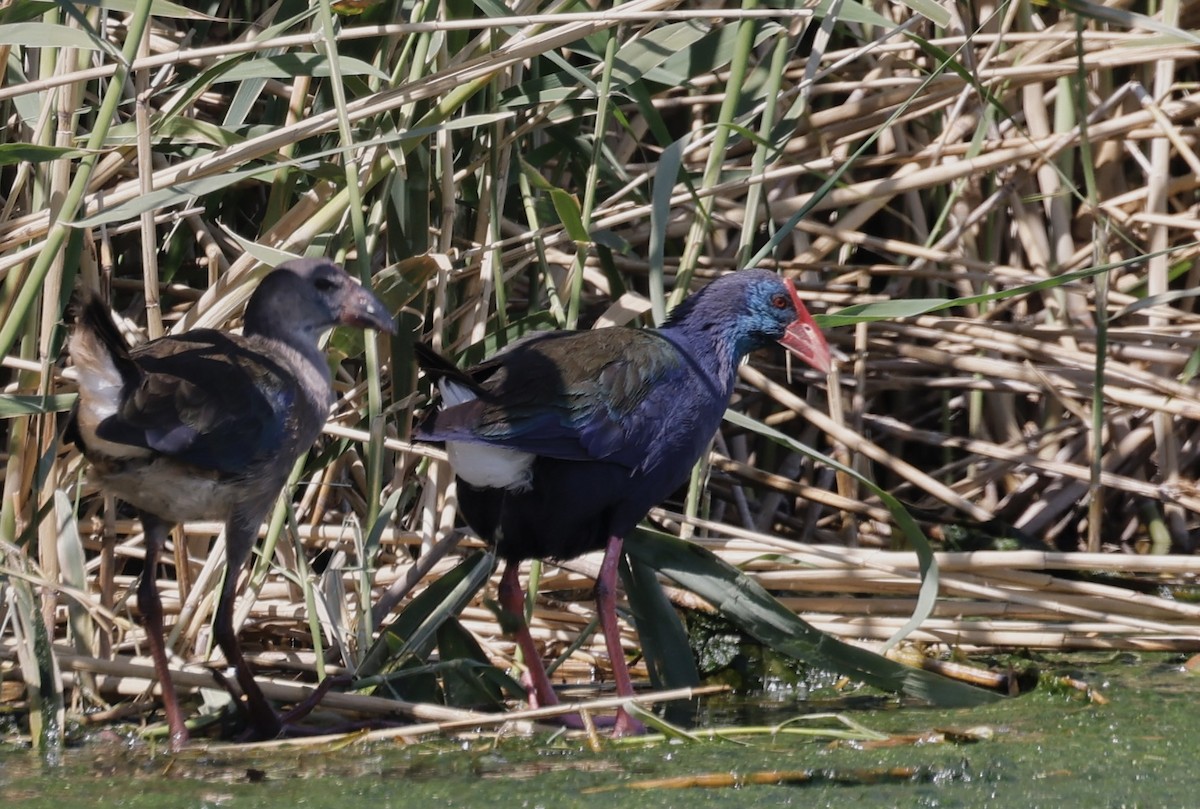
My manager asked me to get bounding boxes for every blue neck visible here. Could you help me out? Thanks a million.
[658,317,747,398]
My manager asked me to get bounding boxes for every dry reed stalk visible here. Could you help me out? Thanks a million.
[8,2,1200,742]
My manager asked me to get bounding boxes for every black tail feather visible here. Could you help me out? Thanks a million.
[413,342,483,393]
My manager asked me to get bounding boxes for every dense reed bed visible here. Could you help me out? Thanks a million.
[3,0,1200,748]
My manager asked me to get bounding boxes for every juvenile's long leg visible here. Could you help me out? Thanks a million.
[136,512,189,750]
[212,513,282,740]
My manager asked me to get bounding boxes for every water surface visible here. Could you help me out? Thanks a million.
[1,652,1194,808]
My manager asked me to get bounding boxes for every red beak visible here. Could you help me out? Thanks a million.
[779,279,832,373]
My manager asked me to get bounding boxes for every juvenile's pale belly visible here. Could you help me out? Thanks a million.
[87,455,236,522]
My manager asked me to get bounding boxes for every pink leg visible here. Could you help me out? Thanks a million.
[498,562,560,709]
[137,514,189,750]
[501,555,645,736]
[595,535,644,737]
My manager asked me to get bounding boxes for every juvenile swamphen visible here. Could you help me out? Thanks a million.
[415,268,831,735]
[66,258,394,749]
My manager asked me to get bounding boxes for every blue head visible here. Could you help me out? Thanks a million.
[662,269,831,372]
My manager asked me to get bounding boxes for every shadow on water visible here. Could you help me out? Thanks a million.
[3,651,1200,809]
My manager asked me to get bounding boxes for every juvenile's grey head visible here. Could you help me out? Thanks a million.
[244,259,395,343]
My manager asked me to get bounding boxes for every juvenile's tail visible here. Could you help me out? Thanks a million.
[75,295,139,382]
[65,293,140,455]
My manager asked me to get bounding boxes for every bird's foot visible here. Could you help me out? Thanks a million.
[214,671,404,743]
[209,667,283,741]
[523,707,646,736]
[276,673,350,726]
[233,716,405,743]
[610,708,646,737]
[519,672,646,735]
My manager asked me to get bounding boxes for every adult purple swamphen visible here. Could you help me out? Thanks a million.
[414,268,831,736]
[66,258,394,749]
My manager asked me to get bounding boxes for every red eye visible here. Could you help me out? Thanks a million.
[770,293,788,309]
